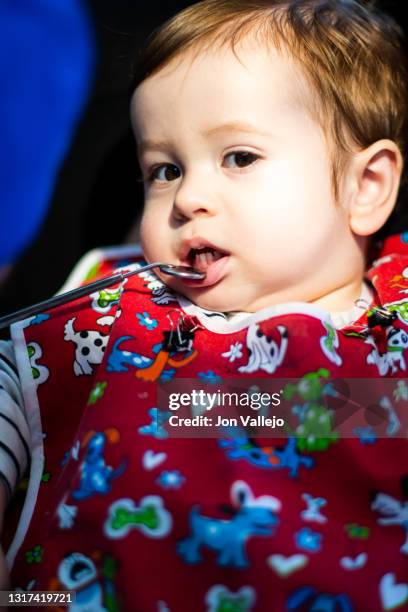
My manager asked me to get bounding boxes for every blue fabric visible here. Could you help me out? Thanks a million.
[0,0,94,265]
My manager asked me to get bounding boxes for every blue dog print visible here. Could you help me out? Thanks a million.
[177,481,280,568]
[72,432,126,501]
[106,336,152,372]
[106,336,176,382]
[220,435,314,478]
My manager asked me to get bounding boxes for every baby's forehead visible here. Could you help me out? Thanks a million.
[133,41,316,128]
[150,35,307,87]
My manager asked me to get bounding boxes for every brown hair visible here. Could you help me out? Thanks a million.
[131,0,408,199]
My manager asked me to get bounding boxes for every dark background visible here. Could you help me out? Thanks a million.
[0,0,407,332]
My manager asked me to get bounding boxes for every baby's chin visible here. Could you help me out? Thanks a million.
[163,274,273,314]
[179,286,255,314]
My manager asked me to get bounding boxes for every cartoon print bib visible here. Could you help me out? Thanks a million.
[8,236,408,612]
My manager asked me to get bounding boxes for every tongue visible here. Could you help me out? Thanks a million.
[193,247,227,272]
[194,255,211,272]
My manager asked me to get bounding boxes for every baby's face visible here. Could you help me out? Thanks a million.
[131,43,357,312]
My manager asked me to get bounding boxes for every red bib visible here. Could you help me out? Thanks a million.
[8,236,408,612]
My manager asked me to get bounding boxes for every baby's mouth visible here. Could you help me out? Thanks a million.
[177,240,230,287]
[187,247,224,272]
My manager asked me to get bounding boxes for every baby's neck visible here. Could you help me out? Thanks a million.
[221,279,370,324]
[223,279,365,317]
[307,277,366,315]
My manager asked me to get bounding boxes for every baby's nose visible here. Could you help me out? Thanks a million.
[172,174,217,220]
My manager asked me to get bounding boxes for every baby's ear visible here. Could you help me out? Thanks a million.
[348,139,403,236]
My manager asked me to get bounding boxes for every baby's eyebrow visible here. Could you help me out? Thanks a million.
[202,121,266,138]
[137,138,173,157]
[138,121,267,156]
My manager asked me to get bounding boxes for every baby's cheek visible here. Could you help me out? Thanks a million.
[140,222,169,264]
[139,214,155,252]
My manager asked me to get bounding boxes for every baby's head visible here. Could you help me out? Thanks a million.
[130,0,407,313]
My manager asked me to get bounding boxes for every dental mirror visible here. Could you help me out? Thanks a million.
[158,263,205,280]
[0,262,206,330]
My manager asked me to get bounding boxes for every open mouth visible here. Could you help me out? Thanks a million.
[178,240,230,287]
[187,247,225,271]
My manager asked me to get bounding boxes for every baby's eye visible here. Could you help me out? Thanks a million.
[223,151,259,169]
[148,164,181,183]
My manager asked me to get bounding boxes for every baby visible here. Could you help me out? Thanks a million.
[132,0,404,318]
[2,0,408,609]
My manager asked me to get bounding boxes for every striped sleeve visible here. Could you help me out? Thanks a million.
[0,340,30,500]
